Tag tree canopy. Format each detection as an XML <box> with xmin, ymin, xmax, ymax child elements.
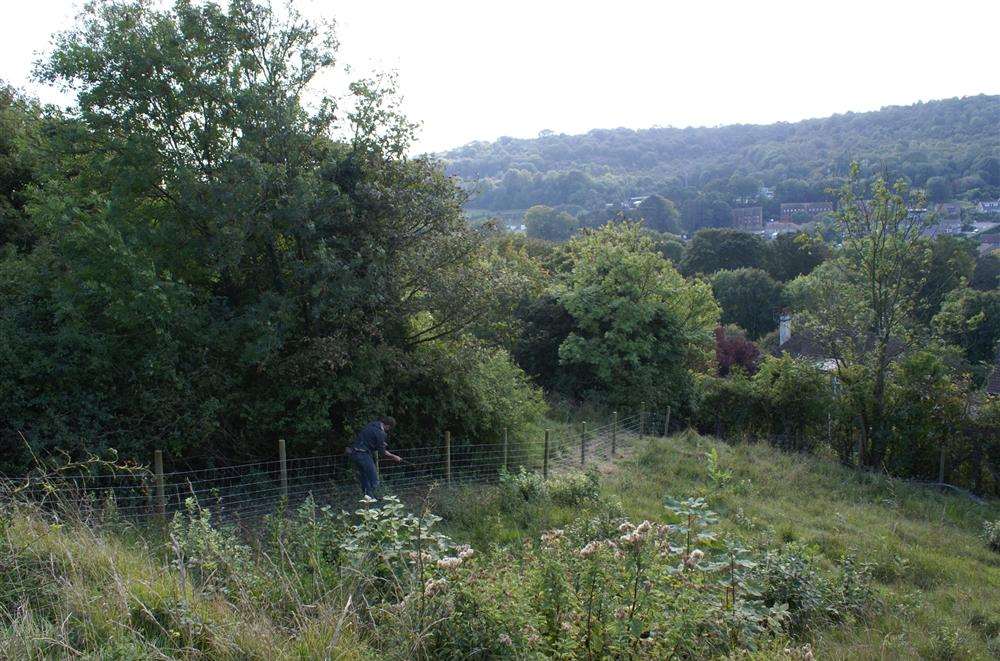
<box><xmin>0</xmin><ymin>0</ymin><xmax>539</xmax><ymax>470</ymax></box>
<box><xmin>441</xmin><ymin>96</ymin><xmax>1000</xmax><ymax>224</ymax></box>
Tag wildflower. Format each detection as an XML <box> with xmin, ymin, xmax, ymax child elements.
<box><xmin>424</xmin><ymin>578</ymin><xmax>448</xmax><ymax>596</ymax></box>
<box><xmin>619</xmin><ymin>531</ymin><xmax>643</xmax><ymax>547</ymax></box>
<box><xmin>684</xmin><ymin>549</ymin><xmax>704</xmax><ymax>569</ymax></box>
<box><xmin>635</xmin><ymin>520</ymin><xmax>652</xmax><ymax>534</ymax></box>
<box><xmin>458</xmin><ymin>546</ymin><xmax>475</xmax><ymax>560</ymax></box>
<box><xmin>615</xmin><ymin>607</ymin><xmax>629</xmax><ymax>620</ymax></box>
<box><xmin>618</xmin><ymin>521</ymin><xmax>635</xmax><ymax>533</ymax></box>
<box><xmin>579</xmin><ymin>541</ymin><xmax>601</xmax><ymax>558</ymax></box>
<box><xmin>541</xmin><ymin>529</ymin><xmax>565</xmax><ymax>546</ymax></box>
<box><xmin>498</xmin><ymin>633</ymin><xmax>513</xmax><ymax>646</ymax></box>
<box><xmin>437</xmin><ymin>556</ymin><xmax>463</xmax><ymax>570</ymax></box>
<box><xmin>561</xmin><ymin>621</ymin><xmax>573</xmax><ymax>632</ymax></box>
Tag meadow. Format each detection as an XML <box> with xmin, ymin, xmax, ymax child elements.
<box><xmin>2</xmin><ymin>430</ymin><xmax>997</xmax><ymax>659</ymax></box>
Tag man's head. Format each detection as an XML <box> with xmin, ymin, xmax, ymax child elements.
<box><xmin>379</xmin><ymin>416</ymin><xmax>397</xmax><ymax>431</ymax></box>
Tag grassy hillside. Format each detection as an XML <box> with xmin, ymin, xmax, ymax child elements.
<box><xmin>2</xmin><ymin>432</ymin><xmax>998</xmax><ymax>659</ymax></box>
<box><xmin>436</xmin><ymin>432</ymin><xmax>999</xmax><ymax>659</ymax></box>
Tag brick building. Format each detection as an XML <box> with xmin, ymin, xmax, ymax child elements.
<box><xmin>731</xmin><ymin>206</ymin><xmax>763</xmax><ymax>231</ymax></box>
<box><xmin>779</xmin><ymin>202</ymin><xmax>833</xmax><ymax>222</ymax></box>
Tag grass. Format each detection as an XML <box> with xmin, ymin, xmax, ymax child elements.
<box><xmin>2</xmin><ymin>429</ymin><xmax>998</xmax><ymax>658</ymax></box>
<box><xmin>436</xmin><ymin>430</ymin><xmax>1000</xmax><ymax>659</ymax></box>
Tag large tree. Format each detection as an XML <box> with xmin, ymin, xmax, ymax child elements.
<box><xmin>554</xmin><ymin>223</ymin><xmax>719</xmax><ymax>410</ymax></box>
<box><xmin>524</xmin><ymin>204</ymin><xmax>578</xmax><ymax>242</ymax></box>
<box><xmin>788</xmin><ymin>164</ymin><xmax>931</xmax><ymax>468</ymax></box>
<box><xmin>764</xmin><ymin>232</ymin><xmax>829</xmax><ymax>282</ymax></box>
<box><xmin>1</xmin><ymin>0</ymin><xmax>532</xmax><ymax>468</ymax></box>
<box><xmin>711</xmin><ymin>268</ymin><xmax>783</xmax><ymax>340</ymax></box>
<box><xmin>682</xmin><ymin>228</ymin><xmax>767</xmax><ymax>275</ymax></box>
<box><xmin>633</xmin><ymin>194</ymin><xmax>681</xmax><ymax>233</ymax></box>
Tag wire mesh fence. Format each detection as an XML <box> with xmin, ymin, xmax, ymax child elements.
<box><xmin>0</xmin><ymin>409</ymin><xmax>655</xmax><ymax>524</ymax></box>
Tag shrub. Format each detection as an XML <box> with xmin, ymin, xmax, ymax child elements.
<box><xmin>984</xmin><ymin>519</ymin><xmax>1000</xmax><ymax>553</ymax></box>
<box><xmin>752</xmin><ymin>546</ymin><xmax>828</xmax><ymax>633</ymax></box>
<box><xmin>548</xmin><ymin>469</ymin><xmax>600</xmax><ymax>506</ymax></box>
<box><xmin>751</xmin><ymin>355</ymin><xmax>832</xmax><ymax>451</ymax></box>
<box><xmin>498</xmin><ymin>466</ymin><xmax>548</xmax><ymax>506</ymax></box>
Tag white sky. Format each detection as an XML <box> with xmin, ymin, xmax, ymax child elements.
<box><xmin>2</xmin><ymin>0</ymin><xmax>998</xmax><ymax>154</ymax></box>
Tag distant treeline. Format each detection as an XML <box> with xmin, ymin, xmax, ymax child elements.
<box><xmin>440</xmin><ymin>95</ymin><xmax>1000</xmax><ymax>230</ymax></box>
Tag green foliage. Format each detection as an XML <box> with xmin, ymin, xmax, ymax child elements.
<box><xmin>0</xmin><ymin>84</ymin><xmax>42</xmax><ymax>252</ymax></box>
<box><xmin>914</xmin><ymin>235</ymin><xmax>977</xmax><ymax>323</ymax></box>
<box><xmin>548</xmin><ymin>469</ymin><xmax>601</xmax><ymax>506</ymax></box>
<box><xmin>497</xmin><ymin>467</ymin><xmax>601</xmax><ymax>510</ymax></box>
<box><xmin>751</xmin><ymin>546</ymin><xmax>877</xmax><ymax>635</ymax></box>
<box><xmin>933</xmin><ymin>286</ymin><xmax>1000</xmax><ymax>368</ymax></box>
<box><xmin>554</xmin><ymin>222</ymin><xmax>719</xmax><ymax>410</ymax></box>
<box><xmin>764</xmin><ymin>232</ymin><xmax>830</xmax><ymax>282</ymax></box>
<box><xmin>0</xmin><ymin>0</ymin><xmax>545</xmax><ymax>468</ymax></box>
<box><xmin>885</xmin><ymin>347</ymin><xmax>967</xmax><ymax>479</ymax></box>
<box><xmin>711</xmin><ymin>268</ymin><xmax>783</xmax><ymax>340</ymax></box>
<box><xmin>683</xmin><ymin>228</ymin><xmax>767</xmax><ymax>275</ymax></box>
<box><xmin>750</xmin><ymin>355</ymin><xmax>832</xmax><ymax>451</ymax></box>
<box><xmin>443</xmin><ymin>96</ymin><xmax>1000</xmax><ymax>213</ymax></box>
<box><xmin>984</xmin><ymin>519</ymin><xmax>1000</xmax><ymax>554</ymax></box>
<box><xmin>498</xmin><ymin>466</ymin><xmax>548</xmax><ymax>506</ymax></box>
<box><xmin>396</xmin><ymin>335</ymin><xmax>547</xmax><ymax>457</ymax></box>
<box><xmin>971</xmin><ymin>251</ymin><xmax>999</xmax><ymax>290</ymax></box>
<box><xmin>788</xmin><ymin>165</ymin><xmax>932</xmax><ymax>468</ymax></box>
<box><xmin>634</xmin><ymin>193</ymin><xmax>681</xmax><ymax>233</ymax></box>
<box><xmin>693</xmin><ymin>372</ymin><xmax>756</xmax><ymax>439</ymax></box>
<box><xmin>524</xmin><ymin>204</ymin><xmax>578</xmax><ymax>241</ymax></box>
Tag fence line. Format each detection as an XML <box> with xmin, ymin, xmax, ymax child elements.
<box><xmin>2</xmin><ymin>409</ymin><xmax>659</xmax><ymax>523</ymax></box>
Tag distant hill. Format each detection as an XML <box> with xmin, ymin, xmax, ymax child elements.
<box><xmin>438</xmin><ymin>95</ymin><xmax>1000</xmax><ymax>225</ymax></box>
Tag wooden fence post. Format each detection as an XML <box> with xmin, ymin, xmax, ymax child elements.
<box><xmin>278</xmin><ymin>438</ymin><xmax>288</xmax><ymax>500</ymax></box>
<box><xmin>154</xmin><ymin>450</ymin><xmax>165</xmax><ymax>519</ymax></box>
<box><xmin>445</xmin><ymin>431</ymin><xmax>452</xmax><ymax>485</ymax></box>
<box><xmin>580</xmin><ymin>421</ymin><xmax>587</xmax><ymax>467</ymax></box>
<box><xmin>664</xmin><ymin>406</ymin><xmax>671</xmax><ymax>437</ymax></box>
<box><xmin>611</xmin><ymin>411</ymin><xmax>618</xmax><ymax>456</ymax></box>
<box><xmin>543</xmin><ymin>429</ymin><xmax>549</xmax><ymax>480</ymax></box>
<box><xmin>640</xmin><ymin>401</ymin><xmax>646</xmax><ymax>436</ymax></box>
<box><xmin>503</xmin><ymin>427</ymin><xmax>509</xmax><ymax>472</ymax></box>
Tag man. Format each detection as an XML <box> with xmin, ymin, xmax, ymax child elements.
<box><xmin>347</xmin><ymin>416</ymin><xmax>403</xmax><ymax>498</ymax></box>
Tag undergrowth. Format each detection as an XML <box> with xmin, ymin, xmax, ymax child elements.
<box><xmin>2</xmin><ymin>429</ymin><xmax>997</xmax><ymax>659</ymax></box>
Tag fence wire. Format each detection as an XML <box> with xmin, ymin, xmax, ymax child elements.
<box><xmin>1</xmin><ymin>410</ymin><xmax>654</xmax><ymax>523</ymax></box>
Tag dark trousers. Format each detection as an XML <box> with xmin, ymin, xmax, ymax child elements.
<box><xmin>350</xmin><ymin>451</ymin><xmax>379</xmax><ymax>498</ymax></box>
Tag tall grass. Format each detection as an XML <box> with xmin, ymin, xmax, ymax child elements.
<box><xmin>1</xmin><ymin>430</ymin><xmax>997</xmax><ymax>659</ymax></box>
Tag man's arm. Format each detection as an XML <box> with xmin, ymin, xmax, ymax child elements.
<box><xmin>377</xmin><ymin>426</ymin><xmax>403</xmax><ymax>463</ymax></box>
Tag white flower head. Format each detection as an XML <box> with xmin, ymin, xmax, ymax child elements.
<box><xmin>424</xmin><ymin>578</ymin><xmax>448</xmax><ymax>596</ymax></box>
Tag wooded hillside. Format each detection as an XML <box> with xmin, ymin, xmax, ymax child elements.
<box><xmin>440</xmin><ymin>95</ymin><xmax>1000</xmax><ymax>217</ymax></box>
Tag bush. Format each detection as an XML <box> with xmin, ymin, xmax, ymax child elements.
<box><xmin>752</xmin><ymin>546</ymin><xmax>828</xmax><ymax>633</ymax></box>
<box><xmin>498</xmin><ymin>466</ymin><xmax>548</xmax><ymax>506</ymax></box>
<box><xmin>751</xmin><ymin>355</ymin><xmax>832</xmax><ymax>451</ymax></box>
<box><xmin>751</xmin><ymin>545</ymin><xmax>877</xmax><ymax>634</ymax></box>
<box><xmin>548</xmin><ymin>469</ymin><xmax>600</xmax><ymax>506</ymax></box>
<box><xmin>984</xmin><ymin>519</ymin><xmax>1000</xmax><ymax>553</ymax></box>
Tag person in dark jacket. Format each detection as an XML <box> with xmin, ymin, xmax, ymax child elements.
<box><xmin>347</xmin><ymin>416</ymin><xmax>402</xmax><ymax>498</ymax></box>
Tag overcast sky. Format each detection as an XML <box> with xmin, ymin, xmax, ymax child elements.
<box><xmin>3</xmin><ymin>0</ymin><xmax>998</xmax><ymax>154</ymax></box>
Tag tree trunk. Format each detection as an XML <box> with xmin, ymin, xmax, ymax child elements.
<box><xmin>866</xmin><ymin>342</ymin><xmax>891</xmax><ymax>468</ymax></box>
